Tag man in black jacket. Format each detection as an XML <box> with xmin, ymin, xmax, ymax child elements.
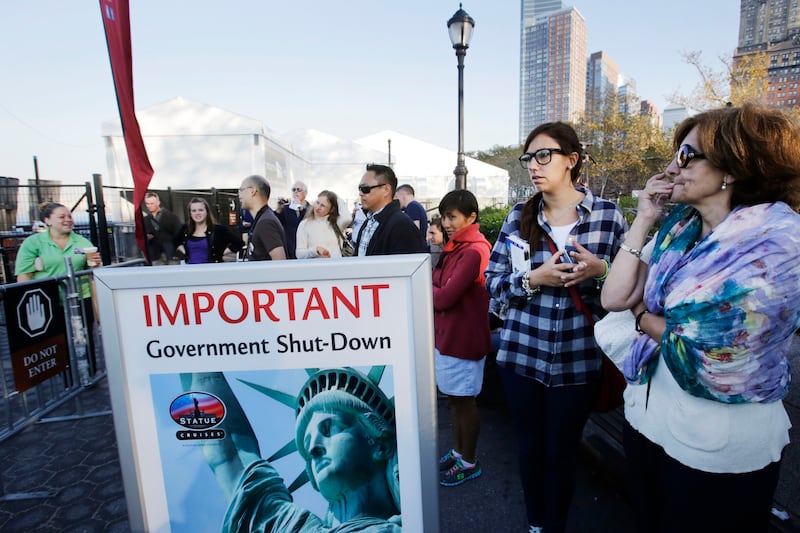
<box><xmin>143</xmin><ymin>191</ymin><xmax>182</xmax><ymax>265</ymax></box>
<box><xmin>354</xmin><ymin>164</ymin><xmax>426</xmax><ymax>256</ymax></box>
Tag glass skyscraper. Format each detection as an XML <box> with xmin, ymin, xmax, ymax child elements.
<box><xmin>519</xmin><ymin>1</ymin><xmax>587</xmax><ymax>141</ymax></box>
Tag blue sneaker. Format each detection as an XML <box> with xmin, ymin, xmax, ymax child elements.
<box><xmin>439</xmin><ymin>458</ymin><xmax>482</xmax><ymax>486</ymax></box>
<box><xmin>439</xmin><ymin>449</ymin><xmax>461</xmax><ymax>472</ymax></box>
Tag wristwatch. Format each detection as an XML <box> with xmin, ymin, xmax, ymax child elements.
<box><xmin>522</xmin><ymin>272</ymin><xmax>540</xmax><ymax>296</ymax></box>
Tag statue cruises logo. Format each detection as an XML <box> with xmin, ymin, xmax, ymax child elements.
<box><xmin>169</xmin><ymin>391</ymin><xmax>226</xmax><ymax>440</ymax></box>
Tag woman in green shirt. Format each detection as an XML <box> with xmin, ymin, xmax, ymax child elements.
<box><xmin>15</xmin><ymin>202</ymin><xmax>101</xmax><ymax>377</ymax></box>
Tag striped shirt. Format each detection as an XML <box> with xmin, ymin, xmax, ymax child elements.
<box><xmin>485</xmin><ymin>187</ymin><xmax>627</xmax><ymax>386</ymax></box>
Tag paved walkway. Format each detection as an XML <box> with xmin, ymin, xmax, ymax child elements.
<box><xmin>0</xmin><ymin>352</ymin><xmax>798</xmax><ymax>532</ymax></box>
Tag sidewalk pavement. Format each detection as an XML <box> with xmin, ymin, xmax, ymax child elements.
<box><xmin>0</xmin><ymin>347</ymin><xmax>798</xmax><ymax>532</ymax></box>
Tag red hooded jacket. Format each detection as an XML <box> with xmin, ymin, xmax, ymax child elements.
<box><xmin>432</xmin><ymin>223</ymin><xmax>492</xmax><ymax>360</ymax></box>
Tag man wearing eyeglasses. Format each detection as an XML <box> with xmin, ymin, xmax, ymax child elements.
<box><xmin>275</xmin><ymin>180</ymin><xmax>310</xmax><ymax>259</ymax></box>
<box><xmin>355</xmin><ymin>164</ymin><xmax>426</xmax><ymax>256</ymax></box>
<box><xmin>238</xmin><ymin>175</ymin><xmax>287</xmax><ymax>261</ymax></box>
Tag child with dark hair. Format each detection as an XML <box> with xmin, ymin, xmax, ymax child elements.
<box><xmin>433</xmin><ymin>189</ymin><xmax>492</xmax><ymax>486</ymax></box>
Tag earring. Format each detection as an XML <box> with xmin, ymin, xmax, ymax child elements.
<box><xmin>721</xmin><ymin>176</ymin><xmax>728</xmax><ymax>190</ymax></box>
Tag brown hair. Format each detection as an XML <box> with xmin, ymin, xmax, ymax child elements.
<box><xmin>307</xmin><ymin>190</ymin><xmax>342</xmax><ymax>230</ymax></box>
<box><xmin>674</xmin><ymin>102</ymin><xmax>800</xmax><ymax>211</ymax></box>
<box><xmin>186</xmin><ymin>198</ymin><xmax>216</xmax><ymax>234</ymax></box>
<box><xmin>519</xmin><ymin>122</ymin><xmax>584</xmax><ymax>247</ymax></box>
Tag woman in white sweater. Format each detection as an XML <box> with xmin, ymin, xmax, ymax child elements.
<box><xmin>295</xmin><ymin>190</ymin><xmax>346</xmax><ymax>259</ymax></box>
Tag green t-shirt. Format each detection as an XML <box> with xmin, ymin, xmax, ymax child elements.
<box><xmin>14</xmin><ymin>231</ymin><xmax>95</xmax><ymax>298</ymax></box>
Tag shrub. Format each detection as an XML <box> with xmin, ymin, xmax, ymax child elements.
<box><xmin>479</xmin><ymin>205</ymin><xmax>511</xmax><ymax>246</ymax></box>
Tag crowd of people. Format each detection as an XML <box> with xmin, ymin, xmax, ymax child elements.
<box><xmin>13</xmin><ymin>101</ymin><xmax>800</xmax><ymax>533</ymax></box>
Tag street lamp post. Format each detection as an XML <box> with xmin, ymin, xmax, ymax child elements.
<box><xmin>447</xmin><ymin>4</ymin><xmax>474</xmax><ymax>190</ymax></box>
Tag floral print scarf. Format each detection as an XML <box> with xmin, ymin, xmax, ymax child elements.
<box><xmin>625</xmin><ymin>202</ymin><xmax>800</xmax><ymax>404</ymax></box>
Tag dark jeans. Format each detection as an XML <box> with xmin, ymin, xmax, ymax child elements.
<box><xmin>499</xmin><ymin>366</ymin><xmax>595</xmax><ymax>532</ymax></box>
<box><xmin>623</xmin><ymin>420</ymin><xmax>781</xmax><ymax>533</ymax></box>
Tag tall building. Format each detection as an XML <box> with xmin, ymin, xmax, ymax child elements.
<box><xmin>640</xmin><ymin>99</ymin><xmax>662</xmax><ymax>129</ymax></box>
<box><xmin>617</xmin><ymin>78</ymin><xmax>638</xmax><ymax>116</ymax></box>
<box><xmin>519</xmin><ymin>3</ymin><xmax>587</xmax><ymax>141</ymax></box>
<box><xmin>735</xmin><ymin>0</ymin><xmax>800</xmax><ymax>109</ymax></box>
<box><xmin>586</xmin><ymin>51</ymin><xmax>621</xmax><ymax>117</ymax></box>
<box><xmin>521</xmin><ymin>0</ymin><xmax>564</xmax><ymax>21</ymax></box>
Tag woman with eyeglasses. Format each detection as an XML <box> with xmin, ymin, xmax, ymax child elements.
<box><xmin>484</xmin><ymin>122</ymin><xmax>627</xmax><ymax>533</ymax></box>
<box><xmin>176</xmin><ymin>198</ymin><xmax>244</xmax><ymax>264</ymax></box>
<box><xmin>295</xmin><ymin>190</ymin><xmax>346</xmax><ymax>259</ymax></box>
<box><xmin>600</xmin><ymin>103</ymin><xmax>800</xmax><ymax>532</ymax></box>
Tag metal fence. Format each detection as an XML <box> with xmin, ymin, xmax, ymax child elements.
<box><xmin>0</xmin><ymin>259</ymin><xmax>145</xmax><ymax>445</ymax></box>
<box><xmin>0</xmin><ymin>180</ymin><xmax>244</xmax><ymax>283</ymax></box>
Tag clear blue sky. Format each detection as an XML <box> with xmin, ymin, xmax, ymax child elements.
<box><xmin>0</xmin><ymin>1</ymin><xmax>740</xmax><ymax>184</ymax></box>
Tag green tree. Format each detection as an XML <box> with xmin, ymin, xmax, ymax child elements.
<box><xmin>576</xmin><ymin>89</ymin><xmax>672</xmax><ymax>199</ymax></box>
<box><xmin>469</xmin><ymin>144</ymin><xmax>534</xmax><ymax>204</ymax></box>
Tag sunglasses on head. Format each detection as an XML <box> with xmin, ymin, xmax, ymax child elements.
<box><xmin>358</xmin><ymin>183</ymin><xmax>385</xmax><ymax>194</ymax></box>
<box><xmin>675</xmin><ymin>144</ymin><xmax>705</xmax><ymax>169</ymax></box>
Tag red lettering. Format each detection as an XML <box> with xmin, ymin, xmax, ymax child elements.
<box><xmin>332</xmin><ymin>286</ymin><xmax>359</xmax><ymax>318</ymax></box>
<box><xmin>156</xmin><ymin>294</ymin><xmax>189</xmax><ymax>326</ymax></box>
<box><xmin>302</xmin><ymin>287</ymin><xmax>330</xmax><ymax>320</ymax></box>
<box><xmin>252</xmin><ymin>289</ymin><xmax>279</xmax><ymax>322</ymax></box>
<box><xmin>193</xmin><ymin>292</ymin><xmax>214</xmax><ymax>324</ymax></box>
<box><xmin>218</xmin><ymin>291</ymin><xmax>248</xmax><ymax>323</ymax></box>
<box><xmin>361</xmin><ymin>284</ymin><xmax>389</xmax><ymax>317</ymax></box>
<box><xmin>142</xmin><ymin>284</ymin><xmax>389</xmax><ymax>326</ymax></box>
<box><xmin>276</xmin><ymin>288</ymin><xmax>304</xmax><ymax>320</ymax></box>
<box><xmin>143</xmin><ymin>295</ymin><xmax>152</xmax><ymax>326</ymax></box>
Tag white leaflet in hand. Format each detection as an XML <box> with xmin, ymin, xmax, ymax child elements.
<box><xmin>506</xmin><ymin>234</ymin><xmax>530</xmax><ymax>273</ymax></box>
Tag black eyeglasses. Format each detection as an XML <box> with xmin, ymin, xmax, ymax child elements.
<box><xmin>675</xmin><ymin>144</ymin><xmax>705</xmax><ymax>169</ymax></box>
<box><xmin>358</xmin><ymin>183</ymin><xmax>385</xmax><ymax>194</ymax></box>
<box><xmin>291</xmin><ymin>187</ymin><xmax>305</xmax><ymax>192</ymax></box>
<box><xmin>518</xmin><ymin>148</ymin><xmax>566</xmax><ymax>169</ymax></box>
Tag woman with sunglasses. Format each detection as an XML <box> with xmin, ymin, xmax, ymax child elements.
<box><xmin>295</xmin><ymin>190</ymin><xmax>347</xmax><ymax>259</ymax></box>
<box><xmin>601</xmin><ymin>103</ymin><xmax>800</xmax><ymax>532</ymax></box>
<box><xmin>176</xmin><ymin>198</ymin><xmax>244</xmax><ymax>264</ymax></box>
<box><xmin>484</xmin><ymin>122</ymin><xmax>627</xmax><ymax>533</ymax></box>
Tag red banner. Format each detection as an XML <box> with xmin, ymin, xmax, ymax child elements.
<box><xmin>99</xmin><ymin>0</ymin><xmax>153</xmax><ymax>258</ymax></box>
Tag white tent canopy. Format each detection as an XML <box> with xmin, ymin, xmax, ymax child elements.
<box><xmin>102</xmin><ymin>97</ymin><xmax>509</xmax><ymax>219</ymax></box>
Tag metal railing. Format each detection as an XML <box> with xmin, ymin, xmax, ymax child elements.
<box><xmin>0</xmin><ymin>258</ymin><xmax>145</xmax><ymax>444</ymax></box>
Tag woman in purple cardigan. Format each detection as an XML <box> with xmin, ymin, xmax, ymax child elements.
<box><xmin>432</xmin><ymin>189</ymin><xmax>492</xmax><ymax>487</ymax></box>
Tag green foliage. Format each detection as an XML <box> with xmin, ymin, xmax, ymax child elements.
<box><xmin>616</xmin><ymin>195</ymin><xmax>638</xmax><ymax>226</ymax></box>
<box><xmin>478</xmin><ymin>205</ymin><xmax>511</xmax><ymax>246</ymax></box>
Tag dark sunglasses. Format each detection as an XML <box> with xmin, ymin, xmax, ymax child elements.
<box><xmin>518</xmin><ymin>148</ymin><xmax>565</xmax><ymax>169</ymax></box>
<box><xmin>358</xmin><ymin>183</ymin><xmax>385</xmax><ymax>194</ymax></box>
<box><xmin>675</xmin><ymin>144</ymin><xmax>705</xmax><ymax>169</ymax></box>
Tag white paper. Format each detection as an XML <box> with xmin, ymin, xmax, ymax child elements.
<box><xmin>506</xmin><ymin>234</ymin><xmax>530</xmax><ymax>273</ymax></box>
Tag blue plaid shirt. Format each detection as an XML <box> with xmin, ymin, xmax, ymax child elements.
<box><xmin>485</xmin><ymin>188</ymin><xmax>627</xmax><ymax>386</ymax></box>
<box><xmin>357</xmin><ymin>207</ymin><xmax>383</xmax><ymax>256</ymax></box>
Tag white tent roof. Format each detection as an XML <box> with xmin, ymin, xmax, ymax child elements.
<box><xmin>357</xmin><ymin>130</ymin><xmax>506</xmax><ymax>179</ymax></box>
<box><xmin>101</xmin><ymin>96</ymin><xmax>273</xmax><ymax>137</ymax></box>
<box><xmin>102</xmin><ymin>97</ymin><xmax>509</xmax><ymax>211</ymax></box>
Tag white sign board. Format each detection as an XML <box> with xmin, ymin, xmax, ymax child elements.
<box><xmin>93</xmin><ymin>255</ymin><xmax>437</xmax><ymax>532</ymax></box>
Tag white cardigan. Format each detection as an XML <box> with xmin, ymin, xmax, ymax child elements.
<box><xmin>295</xmin><ymin>217</ymin><xmax>342</xmax><ymax>259</ymax></box>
